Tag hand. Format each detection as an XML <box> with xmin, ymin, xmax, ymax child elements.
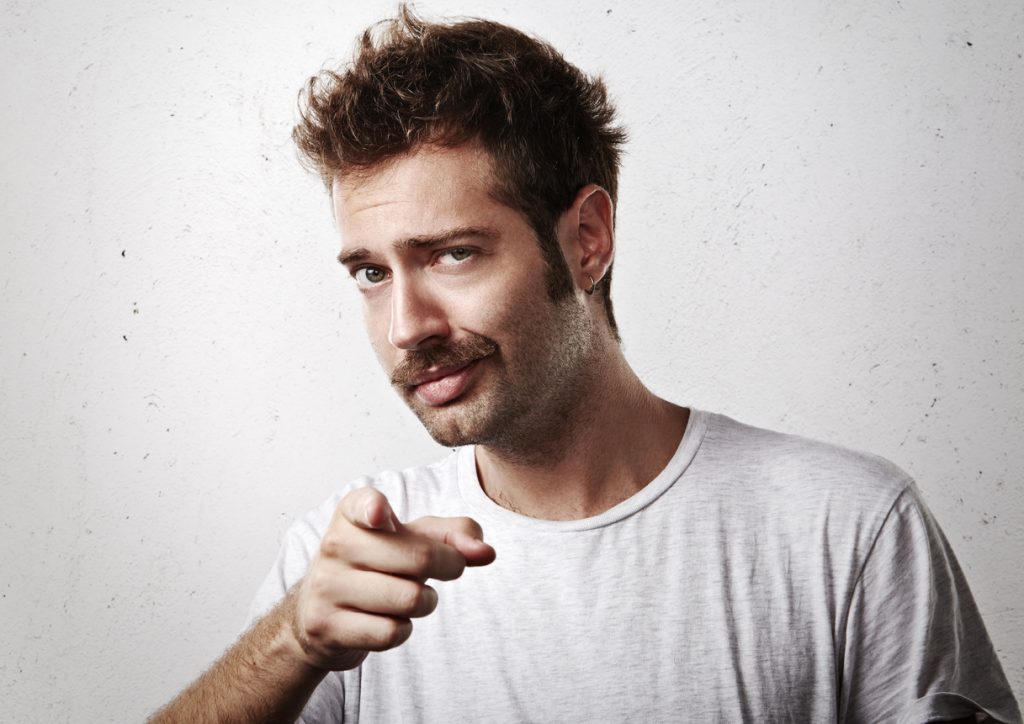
<box><xmin>289</xmin><ymin>487</ymin><xmax>496</xmax><ymax>671</ymax></box>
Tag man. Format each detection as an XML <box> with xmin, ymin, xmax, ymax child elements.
<box><xmin>153</xmin><ymin>7</ymin><xmax>1020</xmax><ymax>723</ymax></box>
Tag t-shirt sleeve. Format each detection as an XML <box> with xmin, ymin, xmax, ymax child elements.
<box><xmin>244</xmin><ymin>517</ymin><xmax>320</xmax><ymax>628</ymax></box>
<box><xmin>244</xmin><ymin>502</ymin><xmax>351</xmax><ymax>724</ymax></box>
<box><xmin>839</xmin><ymin>484</ymin><xmax>1021</xmax><ymax>723</ymax></box>
<box><xmin>244</xmin><ymin>487</ymin><xmax>355</xmax><ymax>627</ymax></box>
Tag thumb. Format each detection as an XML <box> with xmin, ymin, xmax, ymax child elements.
<box><xmin>405</xmin><ymin>516</ymin><xmax>497</xmax><ymax>567</ymax></box>
<box><xmin>347</xmin><ymin>487</ymin><xmax>401</xmax><ymax>533</ymax></box>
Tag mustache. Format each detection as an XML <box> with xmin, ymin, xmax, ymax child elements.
<box><xmin>390</xmin><ymin>334</ymin><xmax>498</xmax><ymax>387</ymax></box>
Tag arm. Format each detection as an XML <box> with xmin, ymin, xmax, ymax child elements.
<box><xmin>150</xmin><ymin>488</ymin><xmax>496</xmax><ymax>723</ymax></box>
<box><xmin>149</xmin><ymin>591</ymin><xmax>326</xmax><ymax>723</ymax></box>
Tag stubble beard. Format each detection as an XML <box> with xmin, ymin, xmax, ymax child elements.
<box><xmin>396</xmin><ymin>294</ymin><xmax>596</xmax><ymax>457</ymax></box>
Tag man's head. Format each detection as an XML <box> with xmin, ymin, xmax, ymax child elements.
<box><xmin>332</xmin><ymin>143</ymin><xmax>608</xmax><ymax>452</ymax></box>
<box><xmin>293</xmin><ymin>5</ymin><xmax>626</xmax><ymax>335</ymax></box>
<box><xmin>293</xmin><ymin>7</ymin><xmax>627</xmax><ymax>453</ymax></box>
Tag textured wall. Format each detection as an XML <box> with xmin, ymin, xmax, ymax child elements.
<box><xmin>1</xmin><ymin>0</ymin><xmax>1021</xmax><ymax>720</ymax></box>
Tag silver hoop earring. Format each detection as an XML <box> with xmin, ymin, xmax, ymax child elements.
<box><xmin>585</xmin><ymin>274</ymin><xmax>597</xmax><ymax>295</ymax></box>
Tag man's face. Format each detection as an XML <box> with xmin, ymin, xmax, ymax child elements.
<box><xmin>333</xmin><ymin>143</ymin><xmax>595</xmax><ymax>450</ymax></box>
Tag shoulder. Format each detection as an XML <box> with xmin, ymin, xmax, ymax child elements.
<box><xmin>698</xmin><ymin>410</ymin><xmax>914</xmax><ymax>508</ymax></box>
<box><xmin>687</xmin><ymin>410</ymin><xmax>920</xmax><ymax>560</ymax></box>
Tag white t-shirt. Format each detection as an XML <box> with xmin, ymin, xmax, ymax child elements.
<box><xmin>248</xmin><ymin>409</ymin><xmax>1021</xmax><ymax>723</ymax></box>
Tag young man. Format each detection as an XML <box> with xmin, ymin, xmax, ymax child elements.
<box><xmin>153</xmin><ymin>8</ymin><xmax>1020</xmax><ymax>723</ymax></box>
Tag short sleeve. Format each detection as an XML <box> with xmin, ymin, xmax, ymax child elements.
<box><xmin>839</xmin><ymin>484</ymin><xmax>1021</xmax><ymax>723</ymax></box>
<box><xmin>244</xmin><ymin>518</ymin><xmax>319</xmax><ymax>628</ymax></box>
<box><xmin>244</xmin><ymin>486</ymin><xmax>359</xmax><ymax>628</ymax></box>
<box><xmin>243</xmin><ymin>507</ymin><xmax>352</xmax><ymax>724</ymax></box>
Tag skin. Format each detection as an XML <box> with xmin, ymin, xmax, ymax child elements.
<box><xmin>150</xmin><ymin>141</ymin><xmax>687</xmax><ymax>721</ymax></box>
<box><xmin>150</xmin><ymin>488</ymin><xmax>494</xmax><ymax>722</ymax></box>
<box><xmin>335</xmin><ymin>142</ymin><xmax>689</xmax><ymax>519</ymax></box>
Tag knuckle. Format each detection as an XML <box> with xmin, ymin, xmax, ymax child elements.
<box><xmin>410</xmin><ymin>543</ymin><xmax>435</xmax><ymax>575</ymax></box>
<box><xmin>308</xmin><ymin>570</ymin><xmax>331</xmax><ymax>598</ymax></box>
<box><xmin>296</xmin><ymin>606</ymin><xmax>367</xmax><ymax>669</ymax></box>
<box><xmin>376</xmin><ymin>618</ymin><xmax>411</xmax><ymax>649</ymax></box>
<box><xmin>454</xmin><ymin>516</ymin><xmax>483</xmax><ymax>538</ymax></box>
<box><xmin>390</xmin><ymin>582</ymin><xmax>422</xmax><ymax>615</ymax></box>
<box><xmin>431</xmin><ymin>550</ymin><xmax>464</xmax><ymax>581</ymax></box>
<box><xmin>447</xmin><ymin>558</ymin><xmax>468</xmax><ymax>581</ymax></box>
<box><xmin>301</xmin><ymin>609</ymin><xmax>330</xmax><ymax>643</ymax></box>
<box><xmin>319</xmin><ymin>533</ymin><xmax>340</xmax><ymax>558</ymax></box>
<box><xmin>320</xmin><ymin>532</ymin><xmax>352</xmax><ymax>561</ymax></box>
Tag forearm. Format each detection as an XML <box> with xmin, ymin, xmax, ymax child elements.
<box><xmin>150</xmin><ymin>591</ymin><xmax>327</xmax><ymax>724</ymax></box>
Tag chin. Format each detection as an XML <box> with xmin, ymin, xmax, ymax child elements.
<box><xmin>425</xmin><ymin>429</ymin><xmax>474</xmax><ymax>448</ymax></box>
<box><xmin>420</xmin><ymin>417</ymin><xmax>481</xmax><ymax>448</ymax></box>
<box><xmin>411</xmin><ymin>399</ymin><xmax>497</xmax><ymax>449</ymax></box>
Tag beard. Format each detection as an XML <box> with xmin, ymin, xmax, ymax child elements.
<box><xmin>390</xmin><ymin>292</ymin><xmax>595</xmax><ymax>456</ymax></box>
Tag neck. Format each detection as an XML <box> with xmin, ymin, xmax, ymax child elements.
<box><xmin>475</xmin><ymin>341</ymin><xmax>689</xmax><ymax>521</ymax></box>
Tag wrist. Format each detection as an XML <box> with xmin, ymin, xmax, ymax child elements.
<box><xmin>280</xmin><ymin>586</ymin><xmax>367</xmax><ymax>672</ymax></box>
<box><xmin>274</xmin><ymin>588</ymin><xmax>324</xmax><ymax>671</ymax></box>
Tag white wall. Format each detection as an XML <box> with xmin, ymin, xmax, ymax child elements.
<box><xmin>1</xmin><ymin>0</ymin><xmax>1020</xmax><ymax>720</ymax></box>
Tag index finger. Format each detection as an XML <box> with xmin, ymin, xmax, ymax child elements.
<box><xmin>405</xmin><ymin>516</ymin><xmax>496</xmax><ymax>567</ymax></box>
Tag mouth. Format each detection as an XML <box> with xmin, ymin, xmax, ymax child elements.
<box><xmin>408</xmin><ymin>359</ymin><xmax>483</xmax><ymax>407</ymax></box>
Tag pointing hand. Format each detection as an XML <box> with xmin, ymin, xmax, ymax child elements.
<box><xmin>290</xmin><ymin>487</ymin><xmax>496</xmax><ymax>671</ymax></box>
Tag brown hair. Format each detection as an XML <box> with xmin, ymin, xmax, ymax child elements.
<box><xmin>293</xmin><ymin>5</ymin><xmax>627</xmax><ymax>335</ymax></box>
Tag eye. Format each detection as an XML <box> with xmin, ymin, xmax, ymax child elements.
<box><xmin>437</xmin><ymin>247</ymin><xmax>474</xmax><ymax>265</ymax></box>
<box><xmin>352</xmin><ymin>266</ymin><xmax>388</xmax><ymax>288</ymax></box>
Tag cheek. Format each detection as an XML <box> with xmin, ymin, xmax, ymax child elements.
<box><xmin>465</xmin><ymin>256</ymin><xmax>549</xmax><ymax>327</ymax></box>
<box><xmin>445</xmin><ymin>285</ymin><xmax>519</xmax><ymax>341</ymax></box>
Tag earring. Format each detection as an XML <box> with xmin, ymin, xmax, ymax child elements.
<box><xmin>585</xmin><ymin>274</ymin><xmax>598</xmax><ymax>295</ymax></box>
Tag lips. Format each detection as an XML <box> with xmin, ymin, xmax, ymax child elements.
<box><xmin>410</xmin><ymin>359</ymin><xmax>481</xmax><ymax>406</ymax></box>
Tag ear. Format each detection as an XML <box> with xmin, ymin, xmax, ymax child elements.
<box><xmin>558</xmin><ymin>184</ymin><xmax>615</xmax><ymax>295</ymax></box>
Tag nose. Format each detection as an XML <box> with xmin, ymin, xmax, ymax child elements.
<box><xmin>388</xmin><ymin>275</ymin><xmax>450</xmax><ymax>350</ymax></box>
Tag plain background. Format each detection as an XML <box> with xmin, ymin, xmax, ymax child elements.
<box><xmin>1</xmin><ymin>0</ymin><xmax>1021</xmax><ymax>720</ymax></box>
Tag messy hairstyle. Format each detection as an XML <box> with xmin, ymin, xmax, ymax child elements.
<box><xmin>293</xmin><ymin>5</ymin><xmax>627</xmax><ymax>336</ymax></box>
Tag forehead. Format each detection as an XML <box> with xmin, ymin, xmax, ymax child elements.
<box><xmin>332</xmin><ymin>143</ymin><xmax>510</xmax><ymax>247</ymax></box>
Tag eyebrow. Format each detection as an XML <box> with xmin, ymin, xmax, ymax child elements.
<box><xmin>336</xmin><ymin>225</ymin><xmax>501</xmax><ymax>267</ymax></box>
